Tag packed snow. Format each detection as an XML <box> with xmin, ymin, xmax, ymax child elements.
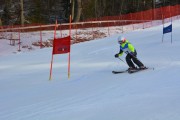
<box><xmin>0</xmin><ymin>19</ymin><xmax>180</xmax><ymax>120</ymax></box>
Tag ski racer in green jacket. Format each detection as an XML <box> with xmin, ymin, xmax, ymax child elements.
<box><xmin>115</xmin><ymin>36</ymin><xmax>146</xmax><ymax>70</ymax></box>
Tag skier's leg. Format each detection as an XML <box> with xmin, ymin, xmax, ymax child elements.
<box><xmin>131</xmin><ymin>50</ymin><xmax>144</xmax><ymax>68</ymax></box>
<box><xmin>132</xmin><ymin>57</ymin><xmax>144</xmax><ymax>68</ymax></box>
<box><xmin>126</xmin><ymin>54</ymin><xmax>136</xmax><ymax>68</ymax></box>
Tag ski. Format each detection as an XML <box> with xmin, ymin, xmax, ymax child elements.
<box><xmin>128</xmin><ymin>67</ymin><xmax>154</xmax><ymax>74</ymax></box>
<box><xmin>112</xmin><ymin>67</ymin><xmax>154</xmax><ymax>74</ymax></box>
<box><xmin>112</xmin><ymin>70</ymin><xmax>128</xmax><ymax>74</ymax></box>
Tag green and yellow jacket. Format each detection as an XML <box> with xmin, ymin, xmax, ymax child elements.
<box><xmin>117</xmin><ymin>40</ymin><xmax>135</xmax><ymax>56</ymax></box>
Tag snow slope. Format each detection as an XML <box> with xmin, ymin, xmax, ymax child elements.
<box><xmin>0</xmin><ymin>20</ymin><xmax>180</xmax><ymax>120</ymax></box>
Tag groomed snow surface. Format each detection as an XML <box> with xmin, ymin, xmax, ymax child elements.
<box><xmin>0</xmin><ymin>20</ymin><xmax>180</xmax><ymax>120</ymax></box>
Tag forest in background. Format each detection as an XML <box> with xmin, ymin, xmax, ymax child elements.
<box><xmin>0</xmin><ymin>0</ymin><xmax>179</xmax><ymax>26</ymax></box>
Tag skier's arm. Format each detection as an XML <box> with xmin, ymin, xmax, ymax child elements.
<box><xmin>128</xmin><ymin>44</ymin><xmax>135</xmax><ymax>52</ymax></box>
<box><xmin>128</xmin><ymin>44</ymin><xmax>137</xmax><ymax>57</ymax></box>
<box><xmin>118</xmin><ymin>49</ymin><xmax>123</xmax><ymax>56</ymax></box>
<box><xmin>115</xmin><ymin>49</ymin><xmax>123</xmax><ymax>58</ymax></box>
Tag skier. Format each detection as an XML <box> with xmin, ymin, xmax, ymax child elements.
<box><xmin>114</xmin><ymin>36</ymin><xmax>146</xmax><ymax>71</ymax></box>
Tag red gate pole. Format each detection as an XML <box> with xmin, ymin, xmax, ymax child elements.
<box><xmin>18</xmin><ymin>27</ymin><xmax>21</xmax><ymax>51</ymax></box>
<box><xmin>40</xmin><ymin>24</ymin><xmax>42</xmax><ymax>49</ymax></box>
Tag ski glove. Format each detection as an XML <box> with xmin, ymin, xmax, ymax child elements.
<box><xmin>115</xmin><ymin>54</ymin><xmax>119</xmax><ymax>58</ymax></box>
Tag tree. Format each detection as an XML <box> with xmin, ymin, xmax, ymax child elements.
<box><xmin>0</xmin><ymin>18</ymin><xmax>2</xmax><ymax>26</ymax></box>
<box><xmin>2</xmin><ymin>2</ymin><xmax>11</xmax><ymax>25</ymax></box>
<box><xmin>72</xmin><ymin>0</ymin><xmax>82</xmax><ymax>22</ymax></box>
<box><xmin>20</xmin><ymin>0</ymin><xmax>24</xmax><ymax>25</ymax></box>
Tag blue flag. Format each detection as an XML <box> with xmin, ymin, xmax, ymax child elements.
<box><xmin>163</xmin><ymin>24</ymin><xmax>172</xmax><ymax>34</ymax></box>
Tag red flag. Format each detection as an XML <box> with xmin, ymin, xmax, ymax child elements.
<box><xmin>53</xmin><ymin>36</ymin><xmax>70</xmax><ymax>54</ymax></box>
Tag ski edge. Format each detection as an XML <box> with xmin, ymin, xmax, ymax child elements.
<box><xmin>128</xmin><ymin>67</ymin><xmax>154</xmax><ymax>74</ymax></box>
<box><xmin>112</xmin><ymin>67</ymin><xmax>154</xmax><ymax>74</ymax></box>
<box><xmin>112</xmin><ymin>70</ymin><xmax>128</xmax><ymax>74</ymax></box>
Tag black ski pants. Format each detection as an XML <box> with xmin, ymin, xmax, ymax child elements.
<box><xmin>126</xmin><ymin>50</ymin><xmax>144</xmax><ymax>68</ymax></box>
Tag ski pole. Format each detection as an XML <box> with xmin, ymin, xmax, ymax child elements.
<box><xmin>117</xmin><ymin>57</ymin><xmax>129</xmax><ymax>67</ymax></box>
<box><xmin>117</xmin><ymin>57</ymin><xmax>126</xmax><ymax>64</ymax></box>
<box><xmin>124</xmin><ymin>50</ymin><xmax>143</xmax><ymax>64</ymax></box>
<box><xmin>129</xmin><ymin>52</ymin><xmax>143</xmax><ymax>63</ymax></box>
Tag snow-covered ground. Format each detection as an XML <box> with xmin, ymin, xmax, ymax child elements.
<box><xmin>0</xmin><ymin>19</ymin><xmax>180</xmax><ymax>120</ymax></box>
